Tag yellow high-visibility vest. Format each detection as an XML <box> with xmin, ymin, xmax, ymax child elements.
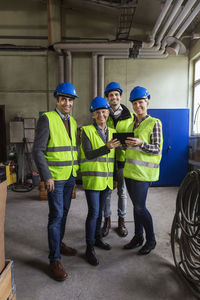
<box><xmin>124</xmin><ymin>116</ymin><xmax>163</xmax><ymax>182</ymax></box>
<box><xmin>80</xmin><ymin>125</ymin><xmax>116</xmax><ymax>190</ymax></box>
<box><xmin>44</xmin><ymin>111</ymin><xmax>79</xmax><ymax>180</ymax></box>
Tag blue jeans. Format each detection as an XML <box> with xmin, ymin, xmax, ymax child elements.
<box><xmin>85</xmin><ymin>188</ymin><xmax>110</xmax><ymax>245</ymax></box>
<box><xmin>104</xmin><ymin>167</ymin><xmax>127</xmax><ymax>218</ymax></box>
<box><xmin>125</xmin><ymin>178</ymin><xmax>155</xmax><ymax>242</ymax></box>
<box><xmin>48</xmin><ymin>175</ymin><xmax>75</xmax><ymax>261</ymax></box>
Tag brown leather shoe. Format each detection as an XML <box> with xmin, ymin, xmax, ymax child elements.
<box><xmin>60</xmin><ymin>242</ymin><xmax>77</xmax><ymax>256</ymax></box>
<box><xmin>117</xmin><ymin>216</ymin><xmax>128</xmax><ymax>237</ymax></box>
<box><xmin>101</xmin><ymin>217</ymin><xmax>111</xmax><ymax>237</ymax></box>
<box><xmin>50</xmin><ymin>260</ymin><xmax>68</xmax><ymax>281</ymax></box>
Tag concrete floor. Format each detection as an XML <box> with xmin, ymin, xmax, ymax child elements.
<box><xmin>4</xmin><ymin>185</ymin><xmax>197</xmax><ymax>300</ymax></box>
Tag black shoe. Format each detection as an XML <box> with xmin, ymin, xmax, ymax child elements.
<box><xmin>123</xmin><ymin>235</ymin><xmax>144</xmax><ymax>249</ymax></box>
<box><xmin>85</xmin><ymin>245</ymin><xmax>99</xmax><ymax>266</ymax></box>
<box><xmin>95</xmin><ymin>238</ymin><xmax>111</xmax><ymax>250</ymax></box>
<box><xmin>138</xmin><ymin>240</ymin><xmax>156</xmax><ymax>255</ymax></box>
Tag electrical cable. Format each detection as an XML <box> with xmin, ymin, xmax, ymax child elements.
<box><xmin>171</xmin><ymin>170</ymin><xmax>200</xmax><ymax>299</ymax></box>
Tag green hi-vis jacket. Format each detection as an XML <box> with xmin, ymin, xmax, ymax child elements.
<box><xmin>43</xmin><ymin>111</ymin><xmax>79</xmax><ymax>180</ymax></box>
<box><xmin>106</xmin><ymin>112</ymin><xmax>133</xmax><ymax>163</ymax></box>
<box><xmin>124</xmin><ymin>116</ymin><xmax>163</xmax><ymax>182</ymax></box>
<box><xmin>80</xmin><ymin>125</ymin><xmax>116</xmax><ymax>190</ymax></box>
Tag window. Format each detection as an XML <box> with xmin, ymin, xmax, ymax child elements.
<box><xmin>193</xmin><ymin>58</ymin><xmax>200</xmax><ymax>134</ymax></box>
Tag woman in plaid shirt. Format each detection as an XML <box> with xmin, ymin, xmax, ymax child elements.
<box><xmin>123</xmin><ymin>86</ymin><xmax>163</xmax><ymax>255</ymax></box>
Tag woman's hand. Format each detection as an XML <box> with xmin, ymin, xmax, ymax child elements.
<box><xmin>107</xmin><ymin>138</ymin><xmax>121</xmax><ymax>149</ymax></box>
<box><xmin>125</xmin><ymin>137</ymin><xmax>143</xmax><ymax>147</ymax></box>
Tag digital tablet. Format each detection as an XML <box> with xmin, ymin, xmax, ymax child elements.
<box><xmin>113</xmin><ymin>132</ymin><xmax>134</xmax><ymax>144</ymax></box>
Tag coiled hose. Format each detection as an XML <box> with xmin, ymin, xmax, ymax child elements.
<box><xmin>171</xmin><ymin>170</ymin><xmax>200</xmax><ymax>298</ymax></box>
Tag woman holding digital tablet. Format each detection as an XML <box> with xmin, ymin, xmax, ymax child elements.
<box><xmin>123</xmin><ymin>86</ymin><xmax>163</xmax><ymax>255</ymax></box>
<box><xmin>80</xmin><ymin>96</ymin><xmax>120</xmax><ymax>266</ymax></box>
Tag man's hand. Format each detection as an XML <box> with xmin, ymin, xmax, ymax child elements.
<box><xmin>107</xmin><ymin>138</ymin><xmax>121</xmax><ymax>149</ymax></box>
<box><xmin>45</xmin><ymin>178</ymin><xmax>54</xmax><ymax>192</ymax></box>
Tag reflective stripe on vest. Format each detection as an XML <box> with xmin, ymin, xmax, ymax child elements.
<box><xmin>125</xmin><ymin>158</ymin><xmax>159</xmax><ymax>169</ymax></box>
<box><xmin>80</xmin><ymin>124</ymin><xmax>116</xmax><ymax>190</ymax></box>
<box><xmin>124</xmin><ymin>116</ymin><xmax>163</xmax><ymax>182</ymax></box>
<box><xmin>81</xmin><ymin>171</ymin><xmax>113</xmax><ymax>177</ymax></box>
<box><xmin>44</xmin><ymin>111</ymin><xmax>79</xmax><ymax>180</ymax></box>
<box><xmin>47</xmin><ymin>160</ymin><xmax>79</xmax><ymax>166</ymax></box>
<box><xmin>46</xmin><ymin>146</ymin><xmax>78</xmax><ymax>152</ymax></box>
<box><xmin>80</xmin><ymin>157</ymin><xmax>114</xmax><ymax>163</ymax></box>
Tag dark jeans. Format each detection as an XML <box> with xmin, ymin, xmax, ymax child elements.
<box><xmin>125</xmin><ymin>178</ymin><xmax>155</xmax><ymax>242</ymax></box>
<box><xmin>48</xmin><ymin>175</ymin><xmax>75</xmax><ymax>261</ymax></box>
<box><xmin>85</xmin><ymin>188</ymin><xmax>110</xmax><ymax>245</ymax></box>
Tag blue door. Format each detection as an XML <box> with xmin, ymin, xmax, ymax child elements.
<box><xmin>148</xmin><ymin>109</ymin><xmax>189</xmax><ymax>186</ymax></box>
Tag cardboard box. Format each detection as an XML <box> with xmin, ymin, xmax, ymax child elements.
<box><xmin>0</xmin><ymin>260</ymin><xmax>16</xmax><ymax>300</ymax></box>
<box><xmin>0</xmin><ymin>181</ymin><xmax>7</xmax><ymax>273</ymax></box>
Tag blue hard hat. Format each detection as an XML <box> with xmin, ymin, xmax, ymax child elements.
<box><xmin>90</xmin><ymin>96</ymin><xmax>110</xmax><ymax>112</ymax></box>
<box><xmin>129</xmin><ymin>86</ymin><xmax>150</xmax><ymax>102</ymax></box>
<box><xmin>54</xmin><ymin>82</ymin><xmax>78</xmax><ymax>98</ymax></box>
<box><xmin>104</xmin><ymin>82</ymin><xmax>123</xmax><ymax>97</ymax></box>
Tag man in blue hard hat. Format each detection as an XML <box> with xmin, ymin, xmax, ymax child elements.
<box><xmin>102</xmin><ymin>82</ymin><xmax>134</xmax><ymax>237</ymax></box>
<box><xmin>33</xmin><ymin>82</ymin><xmax>79</xmax><ymax>281</ymax></box>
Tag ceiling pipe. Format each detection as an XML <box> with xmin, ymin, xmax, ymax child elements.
<box><xmin>58</xmin><ymin>54</ymin><xmax>64</xmax><ymax>83</ymax></box>
<box><xmin>139</xmin><ymin>50</ymin><xmax>166</xmax><ymax>56</ymax></box>
<box><xmin>160</xmin><ymin>0</ymin><xmax>197</xmax><ymax>51</ymax></box>
<box><xmin>104</xmin><ymin>56</ymin><xmax>129</xmax><ymax>59</ymax></box>
<box><xmin>98</xmin><ymin>55</ymin><xmax>104</xmax><ymax>97</ymax></box>
<box><xmin>142</xmin><ymin>0</ymin><xmax>173</xmax><ymax>49</ymax></box>
<box><xmin>175</xmin><ymin>2</ymin><xmax>200</xmax><ymax>39</ymax></box>
<box><xmin>53</xmin><ymin>42</ymin><xmax>134</xmax><ymax>52</ymax></box>
<box><xmin>54</xmin><ymin>48</ymin><xmax>65</xmax><ymax>83</ymax></box>
<box><xmin>64</xmin><ymin>50</ymin><xmax>72</xmax><ymax>83</ymax></box>
<box><xmin>57</xmin><ymin>48</ymin><xmax>130</xmax><ymax>53</ymax></box>
<box><xmin>138</xmin><ymin>53</ymin><xmax>169</xmax><ymax>59</ymax></box>
<box><xmin>94</xmin><ymin>52</ymin><xmax>129</xmax><ymax>57</ymax></box>
<box><xmin>167</xmin><ymin>0</ymin><xmax>197</xmax><ymax>37</ymax></box>
<box><xmin>156</xmin><ymin>0</ymin><xmax>184</xmax><ymax>45</ymax></box>
<box><xmin>163</xmin><ymin>1</ymin><xmax>199</xmax><ymax>56</ymax></box>
<box><xmin>141</xmin><ymin>0</ymin><xmax>197</xmax><ymax>56</ymax></box>
<box><xmin>92</xmin><ymin>53</ymin><xmax>98</xmax><ymax>99</ymax></box>
<box><xmin>142</xmin><ymin>0</ymin><xmax>184</xmax><ymax>53</ymax></box>
<box><xmin>94</xmin><ymin>50</ymin><xmax>129</xmax><ymax>55</ymax></box>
